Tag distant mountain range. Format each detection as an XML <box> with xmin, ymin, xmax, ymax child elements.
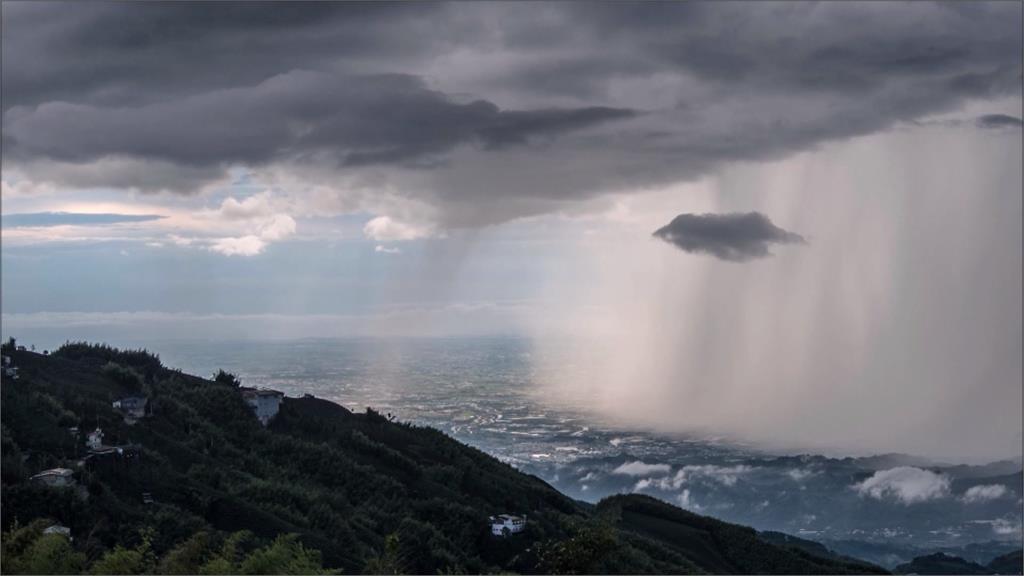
<box><xmin>893</xmin><ymin>550</ymin><xmax>1022</xmax><ymax>575</ymax></box>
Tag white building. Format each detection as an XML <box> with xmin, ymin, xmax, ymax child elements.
<box><xmin>489</xmin><ymin>514</ymin><xmax>527</xmax><ymax>536</ymax></box>
<box><xmin>31</xmin><ymin>468</ymin><xmax>75</xmax><ymax>488</ymax></box>
<box><xmin>87</xmin><ymin>428</ymin><xmax>104</xmax><ymax>450</ymax></box>
<box><xmin>241</xmin><ymin>388</ymin><xmax>284</xmax><ymax>425</ymax></box>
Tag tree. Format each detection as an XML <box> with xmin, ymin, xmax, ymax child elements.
<box><xmin>237</xmin><ymin>534</ymin><xmax>332</xmax><ymax>575</ymax></box>
<box><xmin>198</xmin><ymin>530</ymin><xmax>254</xmax><ymax>574</ymax></box>
<box><xmin>537</xmin><ymin>519</ymin><xmax>618</xmax><ymax>575</ymax></box>
<box><xmin>90</xmin><ymin>530</ymin><xmax>155</xmax><ymax>575</ymax></box>
<box><xmin>101</xmin><ymin>362</ymin><xmax>144</xmax><ymax>391</ymax></box>
<box><xmin>213</xmin><ymin>369</ymin><xmax>242</xmax><ymax>388</ymax></box>
<box><xmin>1</xmin><ymin>520</ymin><xmax>86</xmax><ymax>575</ymax></box>
<box><xmin>364</xmin><ymin>533</ymin><xmax>405</xmax><ymax>575</ymax></box>
<box><xmin>158</xmin><ymin>531</ymin><xmax>216</xmax><ymax>575</ymax></box>
<box><xmin>19</xmin><ymin>533</ymin><xmax>87</xmax><ymax>575</ymax></box>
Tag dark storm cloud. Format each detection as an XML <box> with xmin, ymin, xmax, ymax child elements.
<box><xmin>1</xmin><ymin>1</ymin><xmax>1021</xmax><ymax>224</ymax></box>
<box><xmin>653</xmin><ymin>212</ymin><xmax>806</xmax><ymax>262</ymax></box>
<box><xmin>0</xmin><ymin>2</ymin><xmax>450</xmax><ymax>109</ymax></box>
<box><xmin>4</xmin><ymin>71</ymin><xmax>634</xmax><ymax>169</ymax></box>
<box><xmin>977</xmin><ymin>114</ymin><xmax>1024</xmax><ymax>129</ymax></box>
<box><xmin>560</xmin><ymin>2</ymin><xmax>1021</xmax><ymax>95</ymax></box>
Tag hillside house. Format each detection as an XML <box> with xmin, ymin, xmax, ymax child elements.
<box><xmin>241</xmin><ymin>387</ymin><xmax>284</xmax><ymax>425</ymax></box>
<box><xmin>489</xmin><ymin>514</ymin><xmax>527</xmax><ymax>536</ymax></box>
<box><xmin>44</xmin><ymin>524</ymin><xmax>72</xmax><ymax>539</ymax></box>
<box><xmin>3</xmin><ymin>356</ymin><xmax>18</xmax><ymax>380</ymax></box>
<box><xmin>87</xmin><ymin>428</ymin><xmax>104</xmax><ymax>450</ymax></box>
<box><xmin>31</xmin><ymin>468</ymin><xmax>75</xmax><ymax>488</ymax></box>
<box><xmin>113</xmin><ymin>396</ymin><xmax>148</xmax><ymax>423</ymax></box>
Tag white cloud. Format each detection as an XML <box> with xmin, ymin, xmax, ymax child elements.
<box><xmin>674</xmin><ymin>464</ymin><xmax>755</xmax><ymax>488</ymax></box>
<box><xmin>209</xmin><ymin>235</ymin><xmax>266</xmax><ymax>256</ymax></box>
<box><xmin>853</xmin><ymin>467</ymin><xmax>951</xmax><ymax>505</ymax></box>
<box><xmin>218</xmin><ymin>192</ymin><xmax>277</xmax><ymax>220</ymax></box>
<box><xmin>375</xmin><ymin>245</ymin><xmax>401</xmax><ymax>254</ymax></box>
<box><xmin>961</xmin><ymin>484</ymin><xmax>1009</xmax><ymax>503</ymax></box>
<box><xmin>0</xmin><ymin>189</ymin><xmax>298</xmax><ymax>257</ymax></box>
<box><xmin>676</xmin><ymin>489</ymin><xmax>702</xmax><ymax>512</ymax></box>
<box><xmin>363</xmin><ymin>215</ymin><xmax>434</xmax><ymax>241</ymax></box>
<box><xmin>612</xmin><ymin>461</ymin><xmax>671</xmax><ymax>476</ymax></box>
<box><xmin>787</xmin><ymin>468</ymin><xmax>816</xmax><ymax>482</ymax></box>
<box><xmin>190</xmin><ymin>193</ymin><xmax>296</xmax><ymax>256</ymax></box>
<box><xmin>258</xmin><ymin>214</ymin><xmax>297</xmax><ymax>241</ymax></box>
<box><xmin>630</xmin><ymin>464</ymin><xmax>755</xmax><ymax>491</ymax></box>
<box><xmin>989</xmin><ymin>519</ymin><xmax>1021</xmax><ymax>535</ymax></box>
<box><xmin>970</xmin><ymin>519</ymin><xmax>1023</xmax><ymax>536</ymax></box>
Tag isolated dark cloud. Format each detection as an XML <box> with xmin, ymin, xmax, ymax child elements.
<box><xmin>653</xmin><ymin>212</ymin><xmax>806</xmax><ymax>262</ymax></box>
<box><xmin>977</xmin><ymin>114</ymin><xmax>1024</xmax><ymax>129</ymax></box>
<box><xmin>2</xmin><ymin>2</ymin><xmax>1021</xmax><ymax>224</ymax></box>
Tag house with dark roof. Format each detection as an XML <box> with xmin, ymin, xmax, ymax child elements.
<box><xmin>113</xmin><ymin>395</ymin><xmax>148</xmax><ymax>423</ymax></box>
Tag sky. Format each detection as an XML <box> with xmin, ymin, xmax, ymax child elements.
<box><xmin>2</xmin><ymin>1</ymin><xmax>1022</xmax><ymax>461</ymax></box>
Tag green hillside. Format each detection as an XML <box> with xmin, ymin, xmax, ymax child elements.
<box><xmin>1</xmin><ymin>342</ymin><xmax>887</xmax><ymax>574</ymax></box>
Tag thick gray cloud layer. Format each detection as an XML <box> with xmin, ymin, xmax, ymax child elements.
<box><xmin>4</xmin><ymin>71</ymin><xmax>633</xmax><ymax>170</ymax></box>
<box><xmin>653</xmin><ymin>212</ymin><xmax>805</xmax><ymax>261</ymax></box>
<box><xmin>2</xmin><ymin>2</ymin><xmax>1021</xmax><ymax>225</ymax></box>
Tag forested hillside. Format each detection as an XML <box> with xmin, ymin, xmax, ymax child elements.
<box><xmin>1</xmin><ymin>342</ymin><xmax>886</xmax><ymax>574</ymax></box>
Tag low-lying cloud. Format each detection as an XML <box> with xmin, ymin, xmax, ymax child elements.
<box><xmin>853</xmin><ymin>467</ymin><xmax>951</xmax><ymax>505</ymax></box>
<box><xmin>961</xmin><ymin>484</ymin><xmax>1009</xmax><ymax>503</ymax></box>
<box><xmin>612</xmin><ymin>461</ymin><xmax>671</xmax><ymax>476</ymax></box>
<box><xmin>634</xmin><ymin>464</ymin><xmax>756</xmax><ymax>492</ymax></box>
<box><xmin>652</xmin><ymin>212</ymin><xmax>806</xmax><ymax>262</ymax></box>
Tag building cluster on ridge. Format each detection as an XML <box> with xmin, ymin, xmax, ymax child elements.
<box><xmin>14</xmin><ymin>344</ymin><xmax>533</xmax><ymax>546</ymax></box>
